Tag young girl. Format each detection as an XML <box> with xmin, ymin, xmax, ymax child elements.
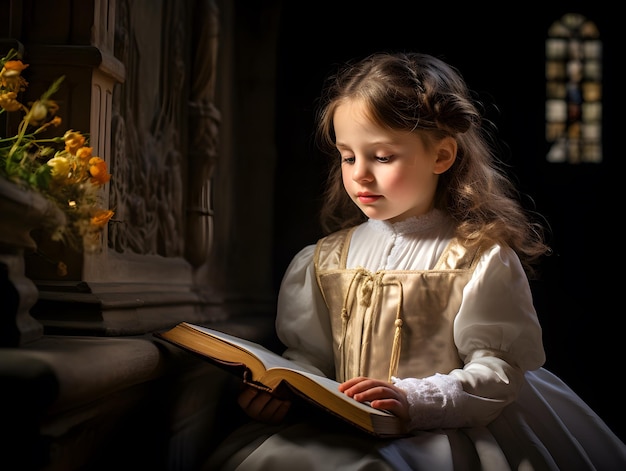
<box><xmin>206</xmin><ymin>52</ymin><xmax>625</xmax><ymax>470</ymax></box>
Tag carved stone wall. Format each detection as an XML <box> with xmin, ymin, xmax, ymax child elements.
<box><xmin>0</xmin><ymin>2</ymin><xmax>284</xmax><ymax>468</ymax></box>
<box><xmin>0</xmin><ymin>0</ymin><xmax>251</xmax><ymax>335</ymax></box>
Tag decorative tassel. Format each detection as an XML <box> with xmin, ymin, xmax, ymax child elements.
<box><xmin>338</xmin><ymin>307</ymin><xmax>349</xmax><ymax>349</ymax></box>
<box><xmin>387</xmin><ymin>281</ymin><xmax>404</xmax><ymax>382</ymax></box>
<box><xmin>388</xmin><ymin>318</ymin><xmax>403</xmax><ymax>382</ymax></box>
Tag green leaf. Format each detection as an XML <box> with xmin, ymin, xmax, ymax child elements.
<box><xmin>33</xmin><ymin>164</ymin><xmax>52</xmax><ymax>189</ymax></box>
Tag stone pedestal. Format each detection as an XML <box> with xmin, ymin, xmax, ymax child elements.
<box><xmin>0</xmin><ymin>178</ymin><xmax>64</xmax><ymax>347</ymax></box>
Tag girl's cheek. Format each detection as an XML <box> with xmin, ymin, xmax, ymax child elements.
<box><xmin>383</xmin><ymin>171</ymin><xmax>409</xmax><ymax>188</ymax></box>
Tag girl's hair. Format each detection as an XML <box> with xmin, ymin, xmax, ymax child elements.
<box><xmin>315</xmin><ymin>51</ymin><xmax>551</xmax><ymax>278</ymax></box>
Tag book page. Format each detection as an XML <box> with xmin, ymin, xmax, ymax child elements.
<box><xmin>168</xmin><ymin>323</ymin><xmax>405</xmax><ymax>436</ymax></box>
<box><xmin>286</xmin><ymin>369</ymin><xmax>395</xmax><ymax>418</ymax></box>
<box><xmin>188</xmin><ymin>326</ymin><xmax>395</xmax><ymax>417</ymax></box>
<box><xmin>187</xmin><ymin>325</ymin><xmax>392</xmax><ymax>415</ymax></box>
<box><xmin>187</xmin><ymin>324</ymin><xmax>318</xmax><ymax>374</ymax></box>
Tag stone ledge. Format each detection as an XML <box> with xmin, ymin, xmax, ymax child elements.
<box><xmin>3</xmin><ymin>335</ymin><xmax>175</xmax><ymax>414</ymax></box>
<box><xmin>0</xmin><ymin>315</ymin><xmax>279</xmax><ymax>469</ymax></box>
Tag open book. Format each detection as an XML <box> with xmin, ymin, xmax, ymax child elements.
<box><xmin>155</xmin><ymin>322</ymin><xmax>408</xmax><ymax>438</ymax></box>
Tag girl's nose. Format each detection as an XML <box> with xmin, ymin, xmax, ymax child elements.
<box><xmin>352</xmin><ymin>158</ymin><xmax>373</xmax><ymax>183</ymax></box>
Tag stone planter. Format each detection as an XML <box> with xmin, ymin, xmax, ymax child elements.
<box><xmin>0</xmin><ymin>177</ymin><xmax>65</xmax><ymax>347</ymax></box>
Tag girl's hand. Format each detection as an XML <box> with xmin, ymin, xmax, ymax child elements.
<box><xmin>237</xmin><ymin>385</ymin><xmax>292</xmax><ymax>424</ymax></box>
<box><xmin>339</xmin><ymin>376</ymin><xmax>410</xmax><ymax>421</ymax></box>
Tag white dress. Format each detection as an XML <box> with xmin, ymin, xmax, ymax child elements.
<box><xmin>206</xmin><ymin>211</ymin><xmax>626</xmax><ymax>470</ymax></box>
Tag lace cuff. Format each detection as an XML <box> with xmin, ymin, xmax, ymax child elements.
<box><xmin>392</xmin><ymin>373</ymin><xmax>464</xmax><ymax>431</ymax></box>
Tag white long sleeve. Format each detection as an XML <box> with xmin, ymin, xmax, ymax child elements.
<box><xmin>275</xmin><ymin>214</ymin><xmax>545</xmax><ymax>430</ymax></box>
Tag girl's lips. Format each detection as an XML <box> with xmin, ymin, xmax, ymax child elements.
<box><xmin>357</xmin><ymin>194</ymin><xmax>382</xmax><ymax>204</ymax></box>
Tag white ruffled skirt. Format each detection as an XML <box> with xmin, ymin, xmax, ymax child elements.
<box><xmin>205</xmin><ymin>368</ymin><xmax>626</xmax><ymax>470</ymax></box>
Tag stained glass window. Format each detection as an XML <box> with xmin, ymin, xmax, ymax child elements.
<box><xmin>545</xmin><ymin>13</ymin><xmax>602</xmax><ymax>163</ymax></box>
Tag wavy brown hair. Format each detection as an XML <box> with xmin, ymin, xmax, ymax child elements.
<box><xmin>315</xmin><ymin>52</ymin><xmax>551</xmax><ymax>278</ymax></box>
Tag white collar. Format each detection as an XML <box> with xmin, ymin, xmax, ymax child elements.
<box><xmin>366</xmin><ymin>209</ymin><xmax>447</xmax><ymax>236</ymax></box>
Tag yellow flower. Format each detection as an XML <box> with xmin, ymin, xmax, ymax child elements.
<box><xmin>47</xmin><ymin>155</ymin><xmax>71</xmax><ymax>180</ymax></box>
<box><xmin>0</xmin><ymin>48</ymin><xmax>114</xmax><ymax>265</ymax></box>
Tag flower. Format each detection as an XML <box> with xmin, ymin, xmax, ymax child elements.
<box><xmin>0</xmin><ymin>48</ymin><xmax>113</xmax><ymax>255</ymax></box>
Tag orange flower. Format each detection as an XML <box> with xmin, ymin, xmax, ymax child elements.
<box><xmin>91</xmin><ymin>209</ymin><xmax>114</xmax><ymax>228</ymax></box>
<box><xmin>1</xmin><ymin>49</ymin><xmax>113</xmax><ymax>256</ymax></box>
<box><xmin>88</xmin><ymin>156</ymin><xmax>111</xmax><ymax>185</ymax></box>
<box><xmin>0</xmin><ymin>60</ymin><xmax>28</xmax><ymax>91</ymax></box>
<box><xmin>76</xmin><ymin>146</ymin><xmax>93</xmax><ymax>160</ymax></box>
<box><xmin>48</xmin><ymin>116</ymin><xmax>62</xmax><ymax>127</ymax></box>
<box><xmin>0</xmin><ymin>91</ymin><xmax>22</xmax><ymax>112</ymax></box>
<box><xmin>2</xmin><ymin>60</ymin><xmax>29</xmax><ymax>73</ymax></box>
<box><xmin>63</xmin><ymin>130</ymin><xmax>86</xmax><ymax>155</ymax></box>
<box><xmin>56</xmin><ymin>262</ymin><xmax>68</xmax><ymax>277</ymax></box>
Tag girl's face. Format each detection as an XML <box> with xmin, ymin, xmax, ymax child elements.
<box><xmin>333</xmin><ymin>98</ymin><xmax>456</xmax><ymax>223</ymax></box>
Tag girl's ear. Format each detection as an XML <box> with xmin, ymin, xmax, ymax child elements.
<box><xmin>433</xmin><ymin>137</ymin><xmax>457</xmax><ymax>174</ymax></box>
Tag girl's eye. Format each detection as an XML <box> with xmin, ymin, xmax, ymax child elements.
<box><xmin>341</xmin><ymin>156</ymin><xmax>355</xmax><ymax>164</ymax></box>
<box><xmin>376</xmin><ymin>155</ymin><xmax>391</xmax><ymax>163</ymax></box>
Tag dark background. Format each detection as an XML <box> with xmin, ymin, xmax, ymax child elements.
<box><xmin>271</xmin><ymin>1</ymin><xmax>622</xmax><ymax>440</ymax></box>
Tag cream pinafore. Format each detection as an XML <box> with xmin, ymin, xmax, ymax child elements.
<box><xmin>314</xmin><ymin>226</ymin><xmax>484</xmax><ymax>383</ymax></box>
